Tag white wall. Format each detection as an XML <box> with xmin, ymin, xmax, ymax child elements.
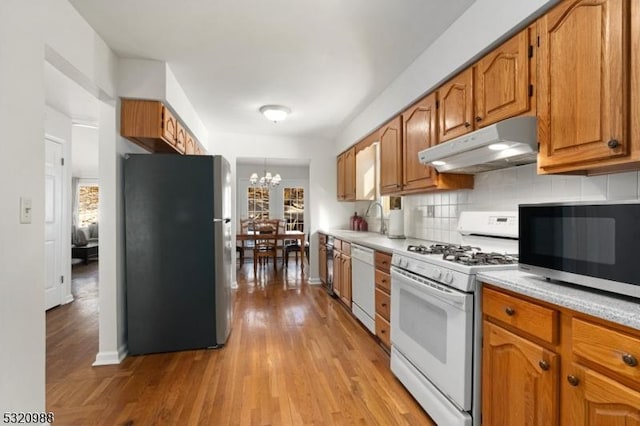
<box><xmin>165</xmin><ymin>64</ymin><xmax>208</xmax><ymax>145</ymax></box>
<box><xmin>236</xmin><ymin>164</ymin><xmax>310</xmax><ymax>227</ymax></box>
<box><xmin>403</xmin><ymin>164</ymin><xmax>640</xmax><ymax>244</ymax></box>
<box><xmin>0</xmin><ymin>0</ymin><xmax>46</xmax><ymax>413</ymax></box>
<box><xmin>45</xmin><ymin>105</ymin><xmax>74</xmax><ymax>304</ymax></box>
<box><xmin>117</xmin><ymin>59</ymin><xmax>209</xmax><ymax>144</ymax></box>
<box><xmin>71</xmin><ymin>125</ymin><xmax>99</xmax><ymax>178</ymax></box>
<box><xmin>44</xmin><ymin>0</ymin><xmax>126</xmax><ymax>365</ymax></box>
<box><xmin>45</xmin><ymin>0</ymin><xmax>117</xmax><ymax>98</ymax></box>
<box><xmin>336</xmin><ymin>0</ymin><xmax>559</xmax><ymax>151</ymax></box>
<box><xmin>211</xmin><ymin>132</ymin><xmax>352</xmax><ymax>284</ymax></box>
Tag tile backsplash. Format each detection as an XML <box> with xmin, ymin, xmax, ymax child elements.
<box><xmin>401</xmin><ymin>164</ymin><xmax>640</xmax><ymax>244</ymax></box>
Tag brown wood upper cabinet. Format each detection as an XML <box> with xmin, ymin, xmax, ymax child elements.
<box><xmin>474</xmin><ymin>28</ymin><xmax>533</xmax><ymax>127</ymax></box>
<box><xmin>343</xmin><ymin>147</ymin><xmax>356</xmax><ymax>200</ymax></box>
<box><xmin>402</xmin><ymin>93</ymin><xmax>438</xmax><ymax>191</ymax></box>
<box><xmin>185</xmin><ymin>132</ymin><xmax>196</xmax><ymax>155</ymax></box>
<box><xmin>176</xmin><ymin>121</ymin><xmax>187</xmax><ymax>153</ymax></box>
<box><xmin>337</xmin><ymin>152</ymin><xmax>346</xmax><ymax>200</ymax></box>
<box><xmin>379</xmin><ymin>116</ymin><xmax>403</xmax><ymax>195</ymax></box>
<box><xmin>401</xmin><ymin>94</ymin><xmax>474</xmax><ymax>193</ymax></box>
<box><xmin>438</xmin><ymin>68</ymin><xmax>474</xmax><ymax>143</ymax></box>
<box><xmin>537</xmin><ymin>0</ymin><xmax>634</xmax><ymax>173</ymax></box>
<box><xmin>121</xmin><ymin>99</ymin><xmax>191</xmax><ymax>154</ymax></box>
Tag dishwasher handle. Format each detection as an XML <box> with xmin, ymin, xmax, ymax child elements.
<box><xmin>351</xmin><ymin>244</ymin><xmax>375</xmax><ymax>264</ymax></box>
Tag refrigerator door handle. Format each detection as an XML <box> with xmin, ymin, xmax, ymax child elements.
<box><xmin>213</xmin><ymin>218</ymin><xmax>231</xmax><ymax>223</ymax></box>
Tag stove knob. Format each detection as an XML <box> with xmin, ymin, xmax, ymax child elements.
<box><xmin>444</xmin><ymin>272</ymin><xmax>454</xmax><ymax>284</ymax></box>
<box><xmin>400</xmin><ymin>258</ymin><xmax>408</xmax><ymax>268</ymax></box>
<box><xmin>432</xmin><ymin>268</ymin><xmax>442</xmax><ymax>280</ymax></box>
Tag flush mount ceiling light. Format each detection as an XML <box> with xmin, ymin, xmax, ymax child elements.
<box><xmin>432</xmin><ymin>160</ymin><xmax>446</xmax><ymax>166</ymax></box>
<box><xmin>259</xmin><ymin>105</ymin><xmax>291</xmax><ymax>123</ymax></box>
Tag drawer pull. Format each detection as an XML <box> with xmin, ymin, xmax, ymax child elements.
<box><xmin>505</xmin><ymin>307</ymin><xmax>515</xmax><ymax>316</ymax></box>
<box><xmin>380</xmin><ymin>329</ymin><xmax>386</xmax><ymax>334</ymax></box>
<box><xmin>381</xmin><ymin>303</ymin><xmax>387</xmax><ymax>307</ymax></box>
<box><xmin>539</xmin><ymin>360</ymin><xmax>550</xmax><ymax>371</ymax></box>
<box><xmin>567</xmin><ymin>375</ymin><xmax>579</xmax><ymax>387</ymax></box>
<box><xmin>381</xmin><ymin>279</ymin><xmax>387</xmax><ymax>283</ymax></box>
<box><xmin>622</xmin><ymin>354</ymin><xmax>638</xmax><ymax>367</ymax></box>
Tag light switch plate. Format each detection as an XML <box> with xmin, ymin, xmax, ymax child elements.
<box><xmin>20</xmin><ymin>197</ymin><xmax>32</xmax><ymax>224</ymax></box>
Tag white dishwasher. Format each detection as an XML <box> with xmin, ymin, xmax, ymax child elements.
<box><xmin>351</xmin><ymin>244</ymin><xmax>376</xmax><ymax>333</ymax></box>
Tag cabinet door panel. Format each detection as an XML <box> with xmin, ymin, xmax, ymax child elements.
<box><xmin>483</xmin><ymin>321</ymin><xmax>559</xmax><ymax>426</ymax></box>
<box><xmin>475</xmin><ymin>29</ymin><xmax>530</xmax><ymax>127</ymax></box>
<box><xmin>162</xmin><ymin>106</ymin><xmax>177</xmax><ymax>145</ymax></box>
<box><xmin>438</xmin><ymin>68</ymin><xmax>473</xmax><ymax>142</ymax></box>
<box><xmin>379</xmin><ymin>116</ymin><xmax>403</xmax><ymax>194</ymax></box>
<box><xmin>344</xmin><ymin>147</ymin><xmax>356</xmax><ymax>200</ymax></box>
<box><xmin>402</xmin><ymin>93</ymin><xmax>437</xmax><ymax>191</ymax></box>
<box><xmin>538</xmin><ymin>0</ymin><xmax>629</xmax><ymax>169</ymax></box>
<box><xmin>565</xmin><ymin>364</ymin><xmax>640</xmax><ymax>425</ymax></box>
<box><xmin>185</xmin><ymin>132</ymin><xmax>196</xmax><ymax>155</ymax></box>
<box><xmin>337</xmin><ymin>153</ymin><xmax>345</xmax><ymax>200</ymax></box>
<box><xmin>341</xmin><ymin>254</ymin><xmax>351</xmax><ymax>307</ymax></box>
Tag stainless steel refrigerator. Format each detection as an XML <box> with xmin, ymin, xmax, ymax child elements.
<box><xmin>124</xmin><ymin>154</ymin><xmax>232</xmax><ymax>355</ymax></box>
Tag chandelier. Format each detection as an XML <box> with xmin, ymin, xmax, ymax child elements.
<box><xmin>250</xmin><ymin>159</ymin><xmax>281</xmax><ymax>187</ymax></box>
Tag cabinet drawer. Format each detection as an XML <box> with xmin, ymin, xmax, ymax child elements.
<box><xmin>375</xmin><ymin>251</ymin><xmax>392</xmax><ymax>273</ymax></box>
<box><xmin>375</xmin><ymin>288</ymin><xmax>391</xmax><ymax>321</ymax></box>
<box><xmin>334</xmin><ymin>239</ymin><xmax>342</xmax><ymax>252</ymax></box>
<box><xmin>483</xmin><ymin>287</ymin><xmax>558</xmax><ymax>344</ymax></box>
<box><xmin>572</xmin><ymin>318</ymin><xmax>640</xmax><ymax>383</ymax></box>
<box><xmin>341</xmin><ymin>242</ymin><xmax>351</xmax><ymax>256</ymax></box>
<box><xmin>375</xmin><ymin>269</ymin><xmax>391</xmax><ymax>293</ymax></box>
<box><xmin>376</xmin><ymin>314</ymin><xmax>391</xmax><ymax>348</ymax></box>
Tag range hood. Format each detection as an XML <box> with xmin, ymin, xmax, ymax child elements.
<box><xmin>418</xmin><ymin>116</ymin><xmax>538</xmax><ymax>174</ymax></box>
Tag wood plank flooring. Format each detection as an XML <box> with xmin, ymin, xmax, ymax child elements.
<box><xmin>46</xmin><ymin>260</ymin><xmax>434</xmax><ymax>425</ymax></box>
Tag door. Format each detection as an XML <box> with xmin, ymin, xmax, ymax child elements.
<box><xmin>538</xmin><ymin>0</ymin><xmax>629</xmax><ymax>169</ymax></box>
<box><xmin>482</xmin><ymin>321</ymin><xmax>559</xmax><ymax>426</ymax></box>
<box><xmin>44</xmin><ymin>138</ymin><xmax>63</xmax><ymax>310</ymax></box>
<box><xmin>343</xmin><ymin>147</ymin><xmax>356</xmax><ymax>201</ymax></box>
<box><xmin>336</xmin><ymin>153</ymin><xmax>345</xmax><ymax>200</ymax></box>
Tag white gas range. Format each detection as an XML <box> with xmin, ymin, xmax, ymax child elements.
<box><xmin>390</xmin><ymin>211</ymin><xmax>519</xmax><ymax>426</ymax></box>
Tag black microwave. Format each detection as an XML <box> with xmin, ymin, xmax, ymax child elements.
<box><xmin>519</xmin><ymin>201</ymin><xmax>640</xmax><ymax>299</ymax></box>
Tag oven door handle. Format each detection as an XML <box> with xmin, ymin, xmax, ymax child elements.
<box><xmin>391</xmin><ymin>268</ymin><xmax>470</xmax><ymax>310</ymax></box>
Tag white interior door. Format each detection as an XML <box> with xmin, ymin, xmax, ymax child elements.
<box><xmin>45</xmin><ymin>138</ymin><xmax>63</xmax><ymax>310</ymax></box>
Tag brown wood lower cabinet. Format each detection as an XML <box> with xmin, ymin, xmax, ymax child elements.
<box><xmin>374</xmin><ymin>251</ymin><xmax>392</xmax><ymax>351</ymax></box>
<box><xmin>482</xmin><ymin>321</ymin><xmax>558</xmax><ymax>426</ymax></box>
<box><xmin>482</xmin><ymin>284</ymin><xmax>640</xmax><ymax>426</ymax></box>
<box><xmin>331</xmin><ymin>239</ymin><xmax>351</xmax><ymax>308</ymax></box>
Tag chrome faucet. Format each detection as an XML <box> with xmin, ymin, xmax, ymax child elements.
<box><xmin>365</xmin><ymin>201</ymin><xmax>386</xmax><ymax>235</ymax></box>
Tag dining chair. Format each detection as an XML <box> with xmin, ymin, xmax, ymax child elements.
<box><xmin>284</xmin><ymin>233</ymin><xmax>309</xmax><ymax>267</ymax></box>
<box><xmin>237</xmin><ymin>218</ymin><xmax>253</xmax><ymax>266</ymax></box>
<box><xmin>253</xmin><ymin>219</ymin><xmax>279</xmax><ymax>274</ymax></box>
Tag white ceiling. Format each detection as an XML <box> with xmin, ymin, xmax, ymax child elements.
<box><xmin>69</xmin><ymin>0</ymin><xmax>475</xmax><ymax>140</ymax></box>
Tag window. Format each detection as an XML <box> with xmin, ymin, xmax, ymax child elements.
<box><xmin>283</xmin><ymin>187</ymin><xmax>304</xmax><ymax>231</ymax></box>
<box><xmin>247</xmin><ymin>187</ymin><xmax>270</xmax><ymax>220</ymax></box>
<box><xmin>78</xmin><ymin>184</ymin><xmax>99</xmax><ymax>227</ymax></box>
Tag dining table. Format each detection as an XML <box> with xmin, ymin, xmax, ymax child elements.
<box><xmin>236</xmin><ymin>230</ymin><xmax>306</xmax><ymax>271</ymax></box>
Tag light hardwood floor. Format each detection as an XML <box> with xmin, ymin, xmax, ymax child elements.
<box><xmin>46</xmin><ymin>260</ymin><xmax>434</xmax><ymax>425</ymax></box>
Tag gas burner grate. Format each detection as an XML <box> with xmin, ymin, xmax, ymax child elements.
<box><xmin>445</xmin><ymin>252</ymin><xmax>519</xmax><ymax>266</ymax></box>
<box><xmin>407</xmin><ymin>244</ymin><xmax>482</xmax><ymax>255</ymax></box>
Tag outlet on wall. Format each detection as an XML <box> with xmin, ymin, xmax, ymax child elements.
<box><xmin>427</xmin><ymin>205</ymin><xmax>435</xmax><ymax>218</ymax></box>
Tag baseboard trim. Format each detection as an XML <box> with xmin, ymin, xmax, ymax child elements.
<box><xmin>307</xmin><ymin>277</ymin><xmax>322</xmax><ymax>285</ymax></box>
<box><xmin>93</xmin><ymin>344</ymin><xmax>127</xmax><ymax>366</ymax></box>
<box><xmin>62</xmin><ymin>293</ymin><xmax>74</xmax><ymax>304</ymax></box>
<box><xmin>231</xmin><ymin>280</ymin><xmax>238</xmax><ymax>289</ymax></box>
